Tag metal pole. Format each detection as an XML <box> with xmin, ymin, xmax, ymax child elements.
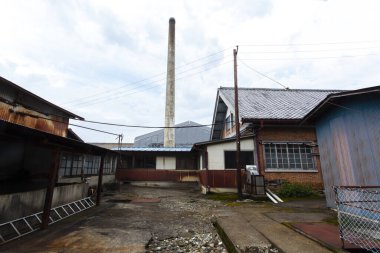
<box><xmin>41</xmin><ymin>149</ymin><xmax>60</xmax><ymax>229</ymax></box>
<box><xmin>233</xmin><ymin>47</ymin><xmax>242</xmax><ymax>199</ymax></box>
<box><xmin>96</xmin><ymin>155</ymin><xmax>105</xmax><ymax>206</ymax></box>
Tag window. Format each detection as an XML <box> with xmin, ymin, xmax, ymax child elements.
<box><xmin>134</xmin><ymin>155</ymin><xmax>156</xmax><ymax>169</ymax></box>
<box><xmin>224</xmin><ymin>151</ymin><xmax>254</xmax><ymax>169</ymax></box>
<box><xmin>59</xmin><ymin>152</ymin><xmax>83</xmax><ymax>177</ymax></box>
<box><xmin>226</xmin><ymin>115</ymin><xmax>231</xmax><ymax>131</ymax></box>
<box><xmin>176</xmin><ymin>156</ymin><xmax>197</xmax><ymax>170</ymax></box>
<box><xmin>225</xmin><ymin>113</ymin><xmax>235</xmax><ymax>131</ymax></box>
<box><xmin>264</xmin><ymin>143</ymin><xmax>315</xmax><ymax>171</ymax></box>
<box><xmin>84</xmin><ymin>155</ymin><xmax>101</xmax><ymax>175</ymax></box>
<box><xmin>104</xmin><ymin>156</ymin><xmax>117</xmax><ymax>174</ymax></box>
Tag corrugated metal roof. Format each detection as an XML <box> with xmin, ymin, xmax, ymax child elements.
<box><xmin>133</xmin><ymin>121</ymin><xmax>210</xmax><ymax>147</ymax></box>
<box><xmin>219</xmin><ymin>87</ymin><xmax>342</xmax><ymax>120</ymax></box>
<box><xmin>114</xmin><ymin>147</ymin><xmax>192</xmax><ymax>152</ymax></box>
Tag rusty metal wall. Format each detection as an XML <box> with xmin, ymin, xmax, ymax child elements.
<box><xmin>0</xmin><ymin>101</ymin><xmax>68</xmax><ymax>137</ymax></box>
<box><xmin>316</xmin><ymin>95</ymin><xmax>380</xmax><ymax>207</ymax></box>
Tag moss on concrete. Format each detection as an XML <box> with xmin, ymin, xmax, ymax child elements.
<box><xmin>213</xmin><ymin>220</ymin><xmax>238</xmax><ymax>253</ymax></box>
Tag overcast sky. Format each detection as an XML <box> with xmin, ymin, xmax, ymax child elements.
<box><xmin>1</xmin><ymin>0</ymin><xmax>380</xmax><ymax>143</ymax></box>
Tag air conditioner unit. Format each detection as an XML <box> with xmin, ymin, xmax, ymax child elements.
<box><xmin>246</xmin><ymin>165</ymin><xmax>258</xmax><ymax>175</ymax></box>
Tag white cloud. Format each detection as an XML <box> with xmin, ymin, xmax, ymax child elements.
<box><xmin>1</xmin><ymin>0</ymin><xmax>380</xmax><ymax>143</ymax></box>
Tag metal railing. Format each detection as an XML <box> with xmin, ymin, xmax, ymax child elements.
<box><xmin>0</xmin><ymin>197</ymin><xmax>95</xmax><ymax>245</ymax></box>
<box><xmin>334</xmin><ymin>186</ymin><xmax>380</xmax><ymax>253</ymax></box>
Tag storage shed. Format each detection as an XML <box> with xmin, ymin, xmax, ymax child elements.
<box><xmin>302</xmin><ymin>86</ymin><xmax>380</xmax><ymax>207</ymax></box>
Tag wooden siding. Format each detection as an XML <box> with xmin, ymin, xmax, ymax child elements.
<box><xmin>199</xmin><ymin>170</ymin><xmax>244</xmax><ymax>188</ymax></box>
<box><xmin>316</xmin><ymin>95</ymin><xmax>380</xmax><ymax>207</ymax></box>
<box><xmin>116</xmin><ymin>169</ymin><xmax>199</xmax><ymax>182</ymax></box>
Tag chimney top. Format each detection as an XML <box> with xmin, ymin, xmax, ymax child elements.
<box><xmin>169</xmin><ymin>17</ymin><xmax>175</xmax><ymax>24</ymax></box>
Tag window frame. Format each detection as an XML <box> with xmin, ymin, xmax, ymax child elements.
<box><xmin>263</xmin><ymin>142</ymin><xmax>317</xmax><ymax>172</ymax></box>
<box><xmin>225</xmin><ymin>115</ymin><xmax>231</xmax><ymax>131</ymax></box>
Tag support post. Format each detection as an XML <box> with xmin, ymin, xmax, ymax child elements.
<box><xmin>233</xmin><ymin>47</ymin><xmax>242</xmax><ymax>199</ymax></box>
<box><xmin>205</xmin><ymin>150</ymin><xmax>210</xmax><ymax>193</ymax></box>
<box><xmin>96</xmin><ymin>155</ymin><xmax>105</xmax><ymax>206</ymax></box>
<box><xmin>41</xmin><ymin>149</ymin><xmax>60</xmax><ymax>229</ymax></box>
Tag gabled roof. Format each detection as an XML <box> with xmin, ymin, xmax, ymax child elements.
<box><xmin>0</xmin><ymin>76</ymin><xmax>83</xmax><ymax>120</ymax></box>
<box><xmin>211</xmin><ymin>87</ymin><xmax>342</xmax><ymax>140</ymax></box>
<box><xmin>301</xmin><ymin>85</ymin><xmax>380</xmax><ymax>124</ymax></box>
<box><xmin>134</xmin><ymin>121</ymin><xmax>211</xmax><ymax>147</ymax></box>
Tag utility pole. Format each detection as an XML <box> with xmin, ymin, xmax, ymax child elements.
<box><xmin>233</xmin><ymin>46</ymin><xmax>242</xmax><ymax>199</ymax></box>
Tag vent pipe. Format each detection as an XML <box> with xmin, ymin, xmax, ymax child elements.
<box><xmin>164</xmin><ymin>17</ymin><xmax>175</xmax><ymax>147</ymax></box>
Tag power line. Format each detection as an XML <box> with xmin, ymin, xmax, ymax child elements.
<box><xmin>61</xmin><ymin>47</ymin><xmax>232</xmax><ymax>106</ymax></box>
<box><xmin>71</xmin><ymin>59</ymin><xmax>233</xmax><ymax>108</ymax></box>
<box><xmin>241</xmin><ymin>46</ymin><xmax>380</xmax><ymax>54</ymax></box>
<box><xmin>238</xmin><ymin>58</ymin><xmax>289</xmax><ymax>89</ymax></box>
<box><xmin>11</xmin><ymin>109</ymin><xmax>224</xmax><ymax>131</ymax></box>
<box><xmin>238</xmin><ymin>52</ymin><xmax>380</xmax><ymax>61</ymax></box>
<box><xmin>67</xmin><ymin>55</ymin><xmax>232</xmax><ymax>108</ymax></box>
<box><xmin>69</xmin><ymin>123</ymin><xmax>121</xmax><ymax>136</ymax></box>
<box><xmin>239</xmin><ymin>39</ymin><xmax>380</xmax><ymax>47</ymax></box>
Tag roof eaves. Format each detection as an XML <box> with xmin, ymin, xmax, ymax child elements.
<box><xmin>300</xmin><ymin>86</ymin><xmax>380</xmax><ymax>124</ymax></box>
<box><xmin>0</xmin><ymin>76</ymin><xmax>83</xmax><ymax>120</ymax></box>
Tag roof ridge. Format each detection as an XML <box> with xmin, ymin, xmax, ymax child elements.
<box><xmin>219</xmin><ymin>86</ymin><xmax>346</xmax><ymax>92</ymax></box>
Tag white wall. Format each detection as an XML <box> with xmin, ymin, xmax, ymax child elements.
<box><xmin>156</xmin><ymin>156</ymin><xmax>176</xmax><ymax>170</ymax></box>
<box><xmin>206</xmin><ymin>138</ymin><xmax>254</xmax><ymax>170</ymax></box>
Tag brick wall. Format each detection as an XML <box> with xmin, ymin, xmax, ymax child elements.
<box><xmin>256</xmin><ymin>126</ymin><xmax>324</xmax><ymax>189</ymax></box>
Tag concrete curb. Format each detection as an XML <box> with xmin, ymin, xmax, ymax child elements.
<box><xmin>214</xmin><ymin>217</ymin><xmax>278</xmax><ymax>253</ymax></box>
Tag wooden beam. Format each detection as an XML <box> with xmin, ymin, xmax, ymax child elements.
<box><xmin>41</xmin><ymin>149</ymin><xmax>60</xmax><ymax>229</ymax></box>
<box><xmin>96</xmin><ymin>155</ymin><xmax>105</xmax><ymax>206</ymax></box>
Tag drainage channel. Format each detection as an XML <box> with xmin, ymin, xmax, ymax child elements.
<box><xmin>0</xmin><ymin>197</ymin><xmax>95</xmax><ymax>245</ymax></box>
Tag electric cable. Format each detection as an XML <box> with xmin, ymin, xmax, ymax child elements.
<box><xmin>239</xmin><ymin>39</ymin><xmax>380</xmax><ymax>47</ymax></box>
<box><xmin>71</xmin><ymin>59</ymin><xmax>233</xmax><ymax>108</ymax></box>
<box><xmin>61</xmin><ymin>47</ymin><xmax>232</xmax><ymax>106</ymax></box>
<box><xmin>238</xmin><ymin>58</ymin><xmax>289</xmax><ymax>89</ymax></box>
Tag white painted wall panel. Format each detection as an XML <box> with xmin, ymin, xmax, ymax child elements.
<box><xmin>156</xmin><ymin>156</ymin><xmax>176</xmax><ymax>170</ymax></box>
<box><xmin>206</xmin><ymin>138</ymin><xmax>254</xmax><ymax>170</ymax></box>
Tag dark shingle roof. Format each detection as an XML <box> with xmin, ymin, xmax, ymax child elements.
<box><xmin>219</xmin><ymin>87</ymin><xmax>342</xmax><ymax>120</ymax></box>
<box><xmin>134</xmin><ymin>121</ymin><xmax>211</xmax><ymax>148</ymax></box>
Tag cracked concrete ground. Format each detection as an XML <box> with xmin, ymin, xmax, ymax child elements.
<box><xmin>1</xmin><ymin>184</ymin><xmax>342</xmax><ymax>253</ymax></box>
<box><xmin>0</xmin><ymin>183</ymin><xmax>227</xmax><ymax>253</ymax></box>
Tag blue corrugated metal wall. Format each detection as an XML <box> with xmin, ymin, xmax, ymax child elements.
<box><xmin>316</xmin><ymin>94</ymin><xmax>380</xmax><ymax>207</ymax></box>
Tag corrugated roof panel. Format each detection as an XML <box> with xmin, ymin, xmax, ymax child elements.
<box><xmin>114</xmin><ymin>147</ymin><xmax>192</xmax><ymax>152</ymax></box>
<box><xmin>133</xmin><ymin>121</ymin><xmax>210</xmax><ymax>147</ymax></box>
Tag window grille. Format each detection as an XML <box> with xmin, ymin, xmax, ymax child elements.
<box><xmin>264</xmin><ymin>143</ymin><xmax>315</xmax><ymax>171</ymax></box>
